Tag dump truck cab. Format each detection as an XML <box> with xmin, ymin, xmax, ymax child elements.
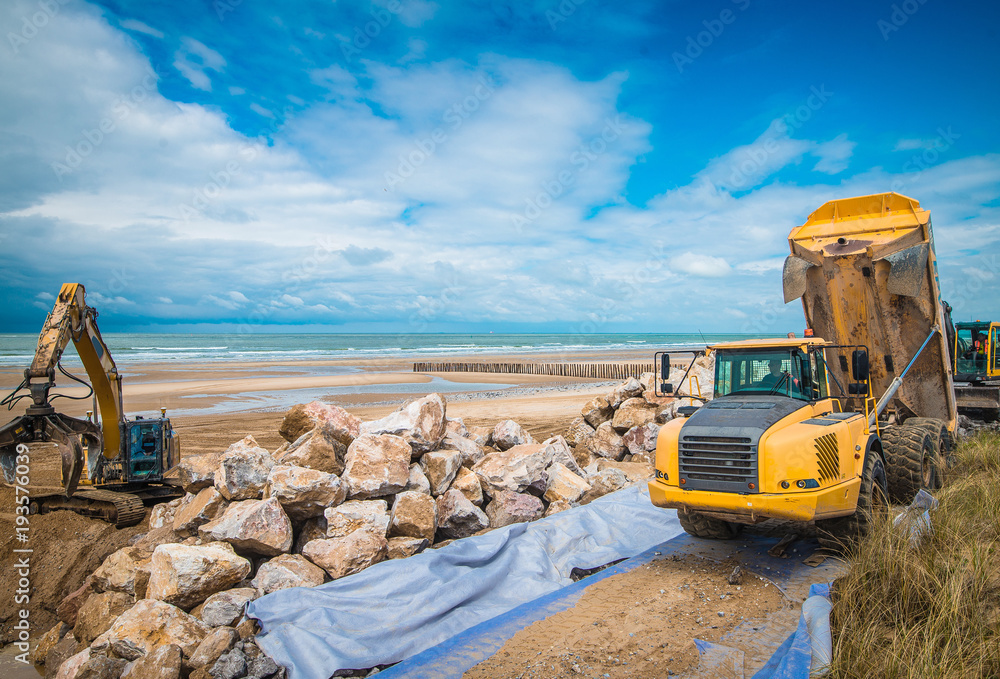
<box><xmin>650</xmin><ymin>337</ymin><xmax>881</xmax><ymax>538</ymax></box>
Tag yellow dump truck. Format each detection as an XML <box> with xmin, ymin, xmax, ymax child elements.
<box><xmin>649</xmin><ymin>193</ymin><xmax>957</xmax><ymax>546</ymax></box>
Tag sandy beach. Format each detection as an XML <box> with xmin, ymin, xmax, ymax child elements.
<box><xmin>0</xmin><ymin>347</ymin><xmax>688</xmax><ymax>456</ymax></box>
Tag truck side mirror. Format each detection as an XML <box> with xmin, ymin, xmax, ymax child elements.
<box><xmin>660</xmin><ymin>353</ymin><xmax>671</xmax><ymax>380</ymax></box>
<box><xmin>852</xmin><ymin>350</ymin><xmax>870</xmax><ymax>381</ymax></box>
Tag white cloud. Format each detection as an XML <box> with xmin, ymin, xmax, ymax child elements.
<box><xmin>812</xmin><ymin>133</ymin><xmax>855</xmax><ymax>174</ymax></box>
<box><xmin>35</xmin><ymin>291</ymin><xmax>55</xmax><ymax>301</ymax></box>
<box><xmin>157</xmin><ymin>296</ymin><xmax>173</xmax><ymax>304</ymax></box>
<box><xmin>673</xmin><ymin>253</ymin><xmax>731</xmax><ymax>278</ymax></box>
<box><xmin>173</xmin><ymin>37</ymin><xmax>226</xmax><ymax>91</ymax></box>
<box><xmin>120</xmin><ymin>19</ymin><xmax>164</xmax><ymax>39</ymax></box>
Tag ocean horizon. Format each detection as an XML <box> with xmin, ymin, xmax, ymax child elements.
<box><xmin>0</xmin><ymin>332</ymin><xmax>768</xmax><ymax>368</ymax></box>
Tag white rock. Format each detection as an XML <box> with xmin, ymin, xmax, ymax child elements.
<box><xmin>484</xmin><ymin>490</ymin><xmax>544</xmax><ymax>528</ymax></box>
<box><xmin>146</xmin><ymin>542</ymin><xmax>251</xmax><ymax>610</ymax></box>
<box><xmin>251</xmin><ymin>554</ymin><xmax>326</xmax><ymax>596</ymax></box>
<box><xmin>302</xmin><ymin>529</ymin><xmax>388</xmax><ymax>579</ymax></box>
<box><xmin>361</xmin><ymin>393</ymin><xmax>447</xmax><ymax>454</ymax></box>
<box><xmin>91</xmin><ymin>599</ymin><xmax>209</xmax><ymax>660</ymax></box>
<box><xmin>544</xmin><ymin>462</ymin><xmax>592</xmax><ymax>504</ymax></box>
<box><xmin>325</xmin><ymin>499</ymin><xmax>390</xmax><ymax>538</ymax></box>
<box><xmin>450</xmin><ymin>466</ymin><xmax>484</xmax><ymax>506</ymax></box>
<box><xmin>404</xmin><ymin>463</ymin><xmax>432</xmax><ymax>495</ymax></box>
<box><xmin>389</xmin><ymin>491</ymin><xmax>437</xmax><ymax>542</ymax></box>
<box><xmin>420</xmin><ymin>449</ymin><xmax>463</xmax><ymax>496</ymax></box>
<box><xmin>214</xmin><ymin>436</ymin><xmax>275</xmax><ymax>501</ymax></box>
<box><xmin>491</xmin><ymin>420</ymin><xmax>534</xmax><ymax>451</ymax></box>
<box><xmin>198</xmin><ymin>498</ymin><xmax>293</xmax><ymax>556</ymax></box>
<box><xmin>342</xmin><ymin>434</ymin><xmax>411</xmax><ymax>500</ymax></box>
<box><xmin>265</xmin><ymin>464</ymin><xmax>347</xmax><ymax>520</ymax></box>
<box><xmin>471</xmin><ymin>443</ymin><xmax>551</xmax><ymax>497</ymax></box>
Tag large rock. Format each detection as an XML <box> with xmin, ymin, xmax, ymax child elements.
<box><xmin>450</xmin><ymin>466</ymin><xmax>483</xmax><ymax>505</ymax></box>
<box><xmin>265</xmin><ymin>464</ymin><xmax>347</xmax><ymax>520</ymax></box>
<box><xmin>342</xmin><ymin>434</ymin><xmax>411</xmax><ymax>499</ymax></box>
<box><xmin>92</xmin><ymin>547</ymin><xmax>151</xmax><ymax>599</ymax></box>
<box><xmin>543</xmin><ymin>462</ymin><xmax>592</xmax><ymax>504</ymax></box>
<box><xmin>293</xmin><ymin>516</ymin><xmax>326</xmax><ymax>554</ymax></box>
<box><xmin>131</xmin><ymin>525</ymin><xmax>184</xmax><ymax>555</ymax></box>
<box><xmin>404</xmin><ymin>463</ymin><xmax>431</xmax><ymax>495</ymax></box>
<box><xmin>610</xmin><ymin>377</ymin><xmax>644</xmax><ymax>407</ymax></box>
<box><xmin>67</xmin><ymin>653</ymin><xmax>127</xmax><ymax>679</ymax></box>
<box><xmin>147</xmin><ymin>543</ymin><xmax>252</xmax><ymax>610</ymax></box>
<box><xmin>611</xmin><ymin>397</ymin><xmax>657</xmax><ymax>433</ymax></box>
<box><xmin>443</xmin><ymin>432</ymin><xmax>485</xmax><ymax>467</ymax></box>
<box><xmin>540</xmin><ymin>435</ymin><xmax>585</xmax><ymax>477</ymax></box>
<box><xmin>668</xmin><ymin>354</ymin><xmax>715</xmax><ymax>399</ymax></box>
<box><xmin>149</xmin><ymin>496</ymin><xmax>185</xmax><ymax>530</ymax></box>
<box><xmin>621</xmin><ymin>422</ymin><xmax>661</xmax><ymax>462</ymax></box>
<box><xmin>275</xmin><ymin>426</ymin><xmax>347</xmax><ymax>475</ymax></box>
<box><xmin>386</xmin><ymin>537</ymin><xmax>429</xmax><ymax>560</ymax></box>
<box><xmin>251</xmin><ymin>554</ymin><xmax>326</xmax><ymax>596</ymax></box>
<box><xmin>581</xmin><ymin>467</ymin><xmax>630</xmax><ymax>503</ymax></box>
<box><xmin>169</xmin><ymin>453</ymin><xmax>223</xmax><ymax>494</ymax></box>
<box><xmin>484</xmin><ymin>490</ymin><xmax>544</xmax><ymax>528</ymax></box>
<box><xmin>214</xmin><ymin>436</ymin><xmax>274</xmax><ymax>501</ymax></box>
<box><xmin>471</xmin><ymin>443</ymin><xmax>550</xmax><ymax>497</ymax></box>
<box><xmin>279</xmin><ymin>401</ymin><xmax>361</xmax><ymax>445</ymax></box>
<box><xmin>57</xmin><ymin>576</ymin><xmax>96</xmax><ymax>627</ymax></box>
<box><xmin>585</xmin><ymin>421</ymin><xmax>626</xmax><ymax>460</ymax></box>
<box><xmin>73</xmin><ymin>592</ymin><xmax>133</xmax><ymax>646</ymax></box>
<box><xmin>188</xmin><ymin>628</ymin><xmax>237</xmax><ymax>670</ymax></box>
<box><xmin>91</xmin><ymin>599</ymin><xmax>208</xmax><ymax>660</ymax></box>
<box><xmin>445</xmin><ymin>417</ymin><xmax>468</xmax><ymax>438</ymax></box>
<box><xmin>361</xmin><ymin>393</ymin><xmax>447</xmax><ymax>454</ymax></box>
<box><xmin>55</xmin><ymin>648</ymin><xmax>91</xmax><ymax>679</ymax></box>
<box><xmin>565</xmin><ymin>417</ymin><xmax>596</xmax><ymax>449</ymax></box>
<box><xmin>198</xmin><ymin>498</ymin><xmax>293</xmax><ymax>556</ymax></box>
<box><xmin>465</xmin><ymin>425</ymin><xmax>492</xmax><ymax>447</ymax></box>
<box><xmin>173</xmin><ymin>487</ymin><xmax>228</xmax><ymax>536</ymax></box>
<box><xmin>121</xmin><ymin>643</ymin><xmax>182</xmax><ymax>679</ymax></box>
<box><xmin>197</xmin><ymin>588</ymin><xmax>257</xmax><ymax>628</ymax></box>
<box><xmin>420</xmin><ymin>449</ymin><xmax>462</xmax><ymax>496</ymax></box>
<box><xmin>436</xmin><ymin>489</ymin><xmax>489</xmax><ymax>539</ymax></box>
<box><xmin>491</xmin><ymin>420</ymin><xmax>534</xmax><ymax>451</ymax></box>
<box><xmin>595</xmin><ymin>459</ymin><xmax>655</xmax><ymax>484</ymax></box>
<box><xmin>325</xmin><ymin>499</ymin><xmax>390</xmax><ymax>538</ymax></box>
<box><xmin>302</xmin><ymin>529</ymin><xmax>388</xmax><ymax>579</ymax></box>
<box><xmin>389</xmin><ymin>491</ymin><xmax>437</xmax><ymax>542</ymax></box>
<box><xmin>581</xmin><ymin>395</ymin><xmax>614</xmax><ymax>428</ymax></box>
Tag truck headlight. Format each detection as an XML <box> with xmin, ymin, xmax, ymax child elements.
<box><xmin>655</xmin><ymin>469</ymin><xmax>668</xmax><ymax>480</ymax></box>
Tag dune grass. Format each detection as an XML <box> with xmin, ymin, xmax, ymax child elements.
<box><xmin>828</xmin><ymin>431</ymin><xmax>1000</xmax><ymax>678</ymax></box>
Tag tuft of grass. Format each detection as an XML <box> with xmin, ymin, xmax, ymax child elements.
<box><xmin>828</xmin><ymin>431</ymin><xmax>1000</xmax><ymax>679</ymax></box>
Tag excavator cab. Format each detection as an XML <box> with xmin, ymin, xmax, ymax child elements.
<box><xmin>122</xmin><ymin>415</ymin><xmax>179</xmax><ymax>481</ymax></box>
<box><xmin>954</xmin><ymin>321</ymin><xmax>1000</xmax><ymax>382</ymax></box>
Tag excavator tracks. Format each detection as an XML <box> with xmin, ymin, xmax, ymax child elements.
<box><xmin>31</xmin><ymin>488</ymin><xmax>147</xmax><ymax>528</ymax></box>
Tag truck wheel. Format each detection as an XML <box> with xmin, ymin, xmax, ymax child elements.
<box><xmin>880</xmin><ymin>423</ymin><xmax>940</xmax><ymax>503</ymax></box>
<box><xmin>677</xmin><ymin>509</ymin><xmax>743</xmax><ymax>540</ymax></box>
<box><xmin>904</xmin><ymin>417</ymin><xmax>954</xmax><ymax>474</ymax></box>
<box><xmin>816</xmin><ymin>451</ymin><xmax>888</xmax><ymax>552</ymax></box>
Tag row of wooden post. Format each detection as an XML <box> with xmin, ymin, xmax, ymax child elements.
<box><xmin>411</xmin><ymin>362</ymin><xmax>656</xmax><ymax>380</ymax></box>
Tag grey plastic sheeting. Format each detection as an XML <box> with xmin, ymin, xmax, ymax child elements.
<box><xmin>246</xmin><ymin>484</ymin><xmax>682</xmax><ymax>679</ymax></box>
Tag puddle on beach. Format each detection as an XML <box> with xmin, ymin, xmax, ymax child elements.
<box><xmin>163</xmin><ymin>376</ymin><xmax>517</xmax><ymax>417</ymax></box>
<box><xmin>0</xmin><ymin>644</ymin><xmax>42</xmax><ymax>679</ymax></box>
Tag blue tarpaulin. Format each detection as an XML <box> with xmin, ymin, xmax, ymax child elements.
<box><xmin>246</xmin><ymin>484</ymin><xmax>683</xmax><ymax>679</ymax></box>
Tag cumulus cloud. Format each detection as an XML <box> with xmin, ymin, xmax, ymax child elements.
<box><xmin>173</xmin><ymin>37</ymin><xmax>227</xmax><ymax>91</ymax></box>
<box><xmin>673</xmin><ymin>253</ymin><xmax>731</xmax><ymax>278</ymax></box>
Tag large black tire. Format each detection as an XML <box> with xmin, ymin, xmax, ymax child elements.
<box><xmin>904</xmin><ymin>417</ymin><xmax>954</xmax><ymax>474</ymax></box>
<box><xmin>880</xmin><ymin>423</ymin><xmax>941</xmax><ymax>503</ymax></box>
<box><xmin>677</xmin><ymin>508</ymin><xmax>744</xmax><ymax>540</ymax></box>
<box><xmin>816</xmin><ymin>450</ymin><xmax>889</xmax><ymax>552</ymax></box>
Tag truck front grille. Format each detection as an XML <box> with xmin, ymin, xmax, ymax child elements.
<box><xmin>678</xmin><ymin>435</ymin><xmax>758</xmax><ymax>492</ymax></box>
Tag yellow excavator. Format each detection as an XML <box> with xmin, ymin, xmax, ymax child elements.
<box><xmin>0</xmin><ymin>283</ymin><xmax>182</xmax><ymax>527</ymax></box>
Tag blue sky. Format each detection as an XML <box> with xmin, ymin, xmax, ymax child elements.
<box><xmin>1</xmin><ymin>0</ymin><xmax>998</xmax><ymax>333</ymax></box>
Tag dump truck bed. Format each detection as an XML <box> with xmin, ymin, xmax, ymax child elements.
<box><xmin>783</xmin><ymin>192</ymin><xmax>957</xmax><ymax>430</ymax></box>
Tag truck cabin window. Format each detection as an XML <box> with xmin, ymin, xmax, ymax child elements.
<box><xmin>714</xmin><ymin>348</ymin><xmax>825</xmax><ymax>401</ymax></box>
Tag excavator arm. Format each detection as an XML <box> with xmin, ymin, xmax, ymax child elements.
<box><xmin>0</xmin><ymin>283</ymin><xmax>124</xmax><ymax>496</ymax></box>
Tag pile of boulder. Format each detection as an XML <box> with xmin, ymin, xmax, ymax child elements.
<box><xmin>34</xmin><ymin>380</ymin><xmax>682</xmax><ymax>679</ymax></box>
